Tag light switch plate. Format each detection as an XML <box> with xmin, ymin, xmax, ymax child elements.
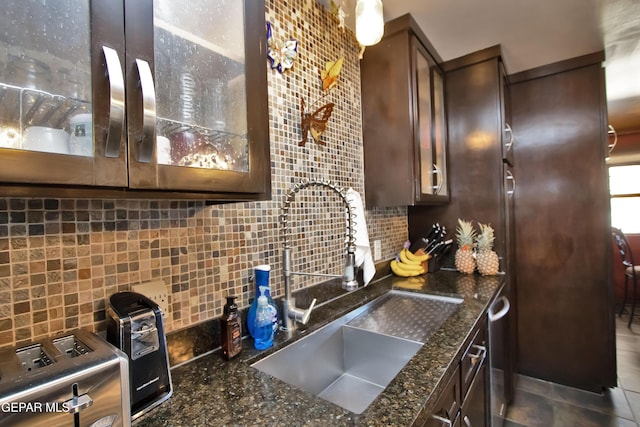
<box><xmin>373</xmin><ymin>240</ymin><xmax>382</xmax><ymax>261</ymax></box>
<box><xmin>132</xmin><ymin>280</ymin><xmax>169</xmax><ymax>317</ymax></box>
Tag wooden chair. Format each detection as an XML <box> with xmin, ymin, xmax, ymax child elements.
<box><xmin>613</xmin><ymin>227</ymin><xmax>640</xmax><ymax>327</ymax></box>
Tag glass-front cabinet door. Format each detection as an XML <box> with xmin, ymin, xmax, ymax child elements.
<box><xmin>432</xmin><ymin>66</ymin><xmax>448</xmax><ymax>197</ymax></box>
<box><xmin>413</xmin><ymin>38</ymin><xmax>448</xmax><ymax>202</ymax></box>
<box><xmin>126</xmin><ymin>0</ymin><xmax>269</xmax><ymax>195</ymax></box>
<box><xmin>415</xmin><ymin>43</ymin><xmax>434</xmax><ymax>198</ymax></box>
<box><xmin>0</xmin><ymin>0</ymin><xmax>127</xmax><ymax>187</ymax></box>
<box><xmin>0</xmin><ymin>0</ymin><xmax>269</xmax><ymax>198</ymax></box>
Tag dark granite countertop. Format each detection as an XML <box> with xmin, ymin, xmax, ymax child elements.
<box><xmin>135</xmin><ymin>270</ymin><xmax>504</xmax><ymax>427</ymax></box>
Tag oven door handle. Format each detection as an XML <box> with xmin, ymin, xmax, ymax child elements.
<box><xmin>489</xmin><ymin>295</ymin><xmax>510</xmax><ymax>322</ymax></box>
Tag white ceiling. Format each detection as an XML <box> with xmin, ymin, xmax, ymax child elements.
<box><xmin>321</xmin><ymin>0</ymin><xmax>640</xmax><ymax>134</ymax></box>
<box><xmin>381</xmin><ymin>0</ymin><xmax>604</xmax><ymax>74</ymax></box>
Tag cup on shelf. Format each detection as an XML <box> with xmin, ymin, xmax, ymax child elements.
<box><xmin>202</xmin><ymin>79</ymin><xmax>227</xmax><ymax>132</ymax></box>
<box><xmin>156</xmin><ymin>135</ymin><xmax>171</xmax><ymax>165</ymax></box>
<box><xmin>8</xmin><ymin>53</ymin><xmax>52</xmax><ymax>92</ymax></box>
<box><xmin>22</xmin><ymin>126</ymin><xmax>69</xmax><ymax>155</ymax></box>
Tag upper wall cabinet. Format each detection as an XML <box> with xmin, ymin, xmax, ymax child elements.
<box><xmin>361</xmin><ymin>14</ymin><xmax>448</xmax><ymax>208</ymax></box>
<box><xmin>0</xmin><ymin>0</ymin><xmax>270</xmax><ymax>200</ymax></box>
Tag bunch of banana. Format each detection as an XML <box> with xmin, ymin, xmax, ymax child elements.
<box><xmin>390</xmin><ymin>248</ymin><xmax>431</xmax><ymax>277</ymax></box>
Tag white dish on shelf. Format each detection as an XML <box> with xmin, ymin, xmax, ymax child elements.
<box><xmin>22</xmin><ymin>126</ymin><xmax>69</xmax><ymax>155</ymax></box>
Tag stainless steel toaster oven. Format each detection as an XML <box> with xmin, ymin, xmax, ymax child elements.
<box><xmin>0</xmin><ymin>329</ymin><xmax>130</xmax><ymax>427</ymax></box>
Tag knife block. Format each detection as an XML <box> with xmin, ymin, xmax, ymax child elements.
<box><xmin>427</xmin><ymin>257</ymin><xmax>442</xmax><ymax>273</ymax></box>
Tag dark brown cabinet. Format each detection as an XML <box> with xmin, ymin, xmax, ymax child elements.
<box><xmin>424</xmin><ymin>320</ymin><xmax>488</xmax><ymax>427</ymax></box>
<box><xmin>0</xmin><ymin>0</ymin><xmax>270</xmax><ymax>200</ymax></box>
<box><xmin>408</xmin><ymin>47</ymin><xmax>511</xmax><ymax>275</ymax></box>
<box><xmin>361</xmin><ymin>14</ymin><xmax>448</xmax><ymax>208</ymax></box>
<box><xmin>461</xmin><ymin>364</ymin><xmax>487</xmax><ymax>427</ymax></box>
<box><xmin>424</xmin><ymin>366</ymin><xmax>461</xmax><ymax>427</ymax></box>
<box><xmin>510</xmin><ymin>52</ymin><xmax>616</xmax><ymax>391</ymax></box>
<box><xmin>460</xmin><ymin>321</ymin><xmax>488</xmax><ymax>427</ymax></box>
<box><xmin>408</xmin><ymin>46</ymin><xmax>516</xmax><ymax>416</ymax></box>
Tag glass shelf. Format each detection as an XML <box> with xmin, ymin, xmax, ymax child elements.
<box><xmin>0</xmin><ymin>83</ymin><xmax>91</xmax><ymax>155</ymax></box>
<box><xmin>157</xmin><ymin>117</ymin><xmax>248</xmax><ymax>171</ymax></box>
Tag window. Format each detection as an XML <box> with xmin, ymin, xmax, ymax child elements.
<box><xmin>609</xmin><ymin>165</ymin><xmax>640</xmax><ymax>234</ymax></box>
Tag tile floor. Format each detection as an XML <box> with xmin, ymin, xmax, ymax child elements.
<box><xmin>504</xmin><ymin>316</ymin><xmax>640</xmax><ymax>426</ymax></box>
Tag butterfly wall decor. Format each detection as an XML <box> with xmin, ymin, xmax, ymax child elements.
<box><xmin>299</xmin><ymin>97</ymin><xmax>334</xmax><ymax>146</ymax></box>
<box><xmin>266</xmin><ymin>21</ymin><xmax>297</xmax><ymax>73</ymax></box>
<box><xmin>320</xmin><ymin>58</ymin><xmax>344</xmax><ymax>91</ymax></box>
<box><xmin>298</xmin><ymin>58</ymin><xmax>343</xmax><ymax>146</ymax></box>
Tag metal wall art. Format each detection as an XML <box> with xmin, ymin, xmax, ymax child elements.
<box><xmin>299</xmin><ymin>58</ymin><xmax>343</xmax><ymax>146</ymax></box>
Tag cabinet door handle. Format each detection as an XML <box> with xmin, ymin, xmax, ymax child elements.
<box><xmin>463</xmin><ymin>415</ymin><xmax>473</xmax><ymax>427</ymax></box>
<box><xmin>101</xmin><ymin>46</ymin><xmax>125</xmax><ymax>158</ymax></box>
<box><xmin>469</xmin><ymin>344</ymin><xmax>486</xmax><ymax>367</ymax></box>
<box><xmin>432</xmin><ymin>164</ymin><xmax>444</xmax><ymax>195</ymax></box>
<box><xmin>607</xmin><ymin>124</ymin><xmax>617</xmax><ymax>156</ymax></box>
<box><xmin>504</xmin><ymin>123</ymin><xmax>514</xmax><ymax>151</ymax></box>
<box><xmin>431</xmin><ymin>414</ymin><xmax>453</xmax><ymax>426</ymax></box>
<box><xmin>134</xmin><ymin>58</ymin><xmax>156</xmax><ymax>163</ymax></box>
<box><xmin>505</xmin><ymin>170</ymin><xmax>516</xmax><ymax>196</ymax></box>
<box><xmin>489</xmin><ymin>295</ymin><xmax>510</xmax><ymax>322</ymax></box>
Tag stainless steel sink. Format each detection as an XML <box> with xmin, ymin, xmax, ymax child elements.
<box><xmin>252</xmin><ymin>290</ymin><xmax>462</xmax><ymax>414</ymax></box>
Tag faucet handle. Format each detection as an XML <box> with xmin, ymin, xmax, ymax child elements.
<box><xmin>286</xmin><ymin>298</ymin><xmax>317</xmax><ymax>327</ymax></box>
<box><xmin>300</xmin><ymin>298</ymin><xmax>317</xmax><ymax>325</ymax></box>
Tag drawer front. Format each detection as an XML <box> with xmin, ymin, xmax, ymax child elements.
<box><xmin>461</xmin><ymin>363</ymin><xmax>488</xmax><ymax>427</ymax></box>
<box><xmin>424</xmin><ymin>364</ymin><xmax>461</xmax><ymax>427</ymax></box>
<box><xmin>461</xmin><ymin>323</ymin><xmax>487</xmax><ymax>399</ymax></box>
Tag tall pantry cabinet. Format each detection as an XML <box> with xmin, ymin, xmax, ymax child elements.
<box><xmin>408</xmin><ymin>47</ymin><xmax>512</xmax><ymax>281</ymax></box>
<box><xmin>407</xmin><ymin>46</ymin><xmax>517</xmax><ymax>407</ymax></box>
<box><xmin>509</xmin><ymin>52</ymin><xmax>616</xmax><ymax>391</ymax></box>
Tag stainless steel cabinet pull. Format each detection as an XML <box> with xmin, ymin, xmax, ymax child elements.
<box><xmin>431</xmin><ymin>414</ymin><xmax>453</xmax><ymax>426</ymax></box>
<box><xmin>506</xmin><ymin>170</ymin><xmax>516</xmax><ymax>196</ymax></box>
<box><xmin>63</xmin><ymin>393</ymin><xmax>94</xmax><ymax>414</ymax></box>
<box><xmin>489</xmin><ymin>295</ymin><xmax>510</xmax><ymax>322</ymax></box>
<box><xmin>134</xmin><ymin>58</ymin><xmax>156</xmax><ymax>163</ymax></box>
<box><xmin>463</xmin><ymin>415</ymin><xmax>473</xmax><ymax>427</ymax></box>
<box><xmin>607</xmin><ymin>124</ymin><xmax>617</xmax><ymax>155</ymax></box>
<box><xmin>469</xmin><ymin>344</ymin><xmax>486</xmax><ymax>366</ymax></box>
<box><xmin>504</xmin><ymin>123</ymin><xmax>514</xmax><ymax>151</ymax></box>
<box><xmin>102</xmin><ymin>46</ymin><xmax>125</xmax><ymax>158</ymax></box>
<box><xmin>432</xmin><ymin>164</ymin><xmax>444</xmax><ymax>194</ymax></box>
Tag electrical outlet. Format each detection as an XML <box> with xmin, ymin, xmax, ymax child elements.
<box><xmin>132</xmin><ymin>280</ymin><xmax>170</xmax><ymax>316</ymax></box>
<box><xmin>373</xmin><ymin>240</ymin><xmax>382</xmax><ymax>261</ymax></box>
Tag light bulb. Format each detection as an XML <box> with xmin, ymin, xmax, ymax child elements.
<box><xmin>355</xmin><ymin>0</ymin><xmax>384</xmax><ymax>46</ymax></box>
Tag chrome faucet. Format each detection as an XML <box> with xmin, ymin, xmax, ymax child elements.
<box><xmin>280</xmin><ymin>179</ymin><xmax>358</xmax><ymax>332</ymax></box>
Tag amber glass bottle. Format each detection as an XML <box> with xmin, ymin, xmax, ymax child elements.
<box><xmin>221</xmin><ymin>296</ymin><xmax>242</xmax><ymax>360</ymax></box>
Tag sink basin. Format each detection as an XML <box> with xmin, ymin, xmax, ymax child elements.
<box><xmin>252</xmin><ymin>290</ymin><xmax>462</xmax><ymax>413</ymax></box>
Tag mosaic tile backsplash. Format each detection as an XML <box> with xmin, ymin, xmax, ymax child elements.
<box><xmin>0</xmin><ymin>0</ymin><xmax>407</xmax><ymax>349</ymax></box>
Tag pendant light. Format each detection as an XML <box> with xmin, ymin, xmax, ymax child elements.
<box><xmin>355</xmin><ymin>0</ymin><xmax>384</xmax><ymax>46</ymax></box>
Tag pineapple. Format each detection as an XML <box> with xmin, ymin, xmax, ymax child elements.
<box><xmin>476</xmin><ymin>223</ymin><xmax>500</xmax><ymax>275</ymax></box>
<box><xmin>455</xmin><ymin>219</ymin><xmax>476</xmax><ymax>274</ymax></box>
